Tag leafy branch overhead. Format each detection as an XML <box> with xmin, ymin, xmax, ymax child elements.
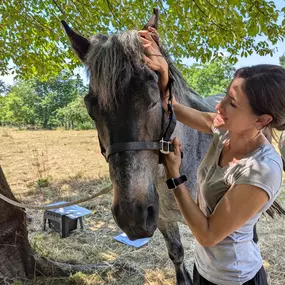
<box><xmin>1</xmin><ymin>0</ymin><xmax>285</xmax><ymax>78</ymax></box>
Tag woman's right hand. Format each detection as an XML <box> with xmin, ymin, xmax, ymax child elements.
<box><xmin>138</xmin><ymin>27</ymin><xmax>169</xmax><ymax>93</ymax></box>
<box><xmin>162</xmin><ymin>137</ymin><xmax>182</xmax><ymax>179</ymax></box>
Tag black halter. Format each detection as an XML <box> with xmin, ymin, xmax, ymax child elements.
<box><xmin>99</xmin><ymin>79</ymin><xmax>176</xmax><ymax>164</ymax></box>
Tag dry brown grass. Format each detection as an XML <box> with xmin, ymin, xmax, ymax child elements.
<box><xmin>0</xmin><ymin>127</ymin><xmax>284</xmax><ymax>285</ymax></box>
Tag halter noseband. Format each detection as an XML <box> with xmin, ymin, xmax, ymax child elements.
<box><xmin>99</xmin><ymin>79</ymin><xmax>176</xmax><ymax>164</ymax></box>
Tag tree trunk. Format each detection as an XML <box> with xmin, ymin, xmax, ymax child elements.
<box><xmin>0</xmin><ymin>166</ymin><xmax>35</xmax><ymax>280</ymax></box>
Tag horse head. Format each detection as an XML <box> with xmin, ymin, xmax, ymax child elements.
<box><xmin>62</xmin><ymin>9</ymin><xmax>169</xmax><ymax>239</ymax></box>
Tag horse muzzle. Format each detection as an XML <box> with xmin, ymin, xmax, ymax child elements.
<box><xmin>111</xmin><ymin>184</ymin><xmax>159</xmax><ymax>239</ymax></box>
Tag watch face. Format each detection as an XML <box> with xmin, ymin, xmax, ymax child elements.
<box><xmin>166</xmin><ymin>178</ymin><xmax>176</xmax><ymax>189</ymax></box>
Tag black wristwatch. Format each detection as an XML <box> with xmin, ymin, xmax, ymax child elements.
<box><xmin>166</xmin><ymin>175</ymin><xmax>187</xmax><ymax>189</ymax></box>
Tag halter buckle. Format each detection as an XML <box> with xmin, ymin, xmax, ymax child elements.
<box><xmin>160</xmin><ymin>139</ymin><xmax>171</xmax><ymax>154</ymax></box>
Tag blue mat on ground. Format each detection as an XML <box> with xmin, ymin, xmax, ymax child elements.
<box><xmin>113</xmin><ymin>232</ymin><xmax>150</xmax><ymax>248</ymax></box>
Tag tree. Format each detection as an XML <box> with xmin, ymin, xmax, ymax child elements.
<box><xmin>0</xmin><ymin>80</ymin><xmax>38</xmax><ymax>126</ymax></box>
<box><xmin>182</xmin><ymin>58</ymin><xmax>235</xmax><ymax>98</ymax></box>
<box><xmin>56</xmin><ymin>95</ymin><xmax>94</xmax><ymax>130</ymax></box>
<box><xmin>33</xmin><ymin>75</ymin><xmax>87</xmax><ymax>128</ymax></box>
<box><xmin>1</xmin><ymin>1</ymin><xmax>285</xmax><ymax>79</ymax></box>
<box><xmin>0</xmin><ymin>75</ymin><xmax>88</xmax><ymax>128</ymax></box>
<box><xmin>280</xmin><ymin>53</ymin><xmax>285</xmax><ymax>68</ymax></box>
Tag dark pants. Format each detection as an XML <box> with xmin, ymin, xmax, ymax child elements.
<box><xmin>193</xmin><ymin>264</ymin><xmax>268</xmax><ymax>285</ymax></box>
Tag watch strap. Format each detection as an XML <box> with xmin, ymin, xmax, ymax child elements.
<box><xmin>166</xmin><ymin>175</ymin><xmax>187</xmax><ymax>189</ymax></box>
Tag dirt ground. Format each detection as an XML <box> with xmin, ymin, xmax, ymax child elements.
<box><xmin>0</xmin><ymin>127</ymin><xmax>284</xmax><ymax>285</ymax></box>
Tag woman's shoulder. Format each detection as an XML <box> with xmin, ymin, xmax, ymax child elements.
<box><xmin>232</xmin><ymin>144</ymin><xmax>283</xmax><ymax>201</ymax></box>
<box><xmin>239</xmin><ymin>144</ymin><xmax>283</xmax><ymax>179</ymax></box>
<box><xmin>253</xmin><ymin>143</ymin><xmax>282</xmax><ymax>168</ymax></box>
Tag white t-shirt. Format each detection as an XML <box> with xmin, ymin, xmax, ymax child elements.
<box><xmin>195</xmin><ymin>127</ymin><xmax>282</xmax><ymax>285</ymax></box>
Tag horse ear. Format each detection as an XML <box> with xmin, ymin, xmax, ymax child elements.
<box><xmin>61</xmin><ymin>20</ymin><xmax>90</xmax><ymax>62</ymax></box>
<box><xmin>143</xmin><ymin>8</ymin><xmax>159</xmax><ymax>30</ymax></box>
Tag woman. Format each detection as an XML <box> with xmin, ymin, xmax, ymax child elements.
<box><xmin>139</xmin><ymin>27</ymin><xmax>284</xmax><ymax>285</ymax></box>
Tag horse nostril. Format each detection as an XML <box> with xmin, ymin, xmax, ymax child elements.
<box><xmin>146</xmin><ymin>205</ymin><xmax>155</xmax><ymax>228</ymax></box>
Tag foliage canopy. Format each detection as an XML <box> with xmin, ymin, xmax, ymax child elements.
<box><xmin>1</xmin><ymin>0</ymin><xmax>285</xmax><ymax>79</ymax></box>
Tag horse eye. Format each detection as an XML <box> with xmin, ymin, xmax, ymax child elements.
<box><xmin>149</xmin><ymin>101</ymin><xmax>159</xmax><ymax>109</ymax></box>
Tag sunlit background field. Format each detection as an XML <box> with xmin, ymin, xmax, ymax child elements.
<box><xmin>1</xmin><ymin>127</ymin><xmax>284</xmax><ymax>285</ymax></box>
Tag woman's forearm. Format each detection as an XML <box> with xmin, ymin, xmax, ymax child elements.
<box><xmin>172</xmin><ymin>183</ymin><xmax>214</xmax><ymax>246</ymax></box>
<box><xmin>173</xmin><ymin>103</ymin><xmax>215</xmax><ymax>134</ymax></box>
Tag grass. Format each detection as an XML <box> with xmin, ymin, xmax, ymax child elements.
<box><xmin>1</xmin><ymin>127</ymin><xmax>285</xmax><ymax>285</ymax></box>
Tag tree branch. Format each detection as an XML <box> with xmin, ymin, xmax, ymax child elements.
<box><xmin>52</xmin><ymin>0</ymin><xmax>65</xmax><ymax>15</ymax></box>
<box><xmin>192</xmin><ymin>0</ymin><xmax>229</xmax><ymax>32</ymax></box>
<box><xmin>249</xmin><ymin>0</ymin><xmax>267</xmax><ymax>17</ymax></box>
<box><xmin>106</xmin><ymin>0</ymin><xmax>124</xmax><ymax>28</ymax></box>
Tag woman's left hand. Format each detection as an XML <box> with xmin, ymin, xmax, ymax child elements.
<box><xmin>163</xmin><ymin>137</ymin><xmax>182</xmax><ymax>179</ymax></box>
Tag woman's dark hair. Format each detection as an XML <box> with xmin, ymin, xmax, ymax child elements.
<box><xmin>234</xmin><ymin>64</ymin><xmax>285</xmax><ymax>141</ymax></box>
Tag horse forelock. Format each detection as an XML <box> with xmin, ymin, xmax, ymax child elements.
<box><xmin>86</xmin><ymin>30</ymin><xmax>145</xmax><ymax>109</ymax></box>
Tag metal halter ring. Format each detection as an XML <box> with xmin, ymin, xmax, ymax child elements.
<box><xmin>160</xmin><ymin>138</ymin><xmax>172</xmax><ymax>154</ymax></box>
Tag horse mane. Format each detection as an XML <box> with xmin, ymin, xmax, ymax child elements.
<box><xmin>86</xmin><ymin>31</ymin><xmax>145</xmax><ymax>108</ymax></box>
<box><xmin>86</xmin><ymin>30</ymin><xmax>213</xmax><ymax>112</ymax></box>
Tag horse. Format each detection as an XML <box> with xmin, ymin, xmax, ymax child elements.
<box><xmin>62</xmin><ymin>9</ymin><xmax>284</xmax><ymax>285</ymax></box>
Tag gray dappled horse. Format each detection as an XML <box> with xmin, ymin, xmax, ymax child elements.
<box><xmin>62</xmin><ymin>10</ymin><xmax>283</xmax><ymax>285</ymax></box>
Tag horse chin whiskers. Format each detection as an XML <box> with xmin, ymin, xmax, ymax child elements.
<box><xmin>126</xmin><ymin>227</ymin><xmax>155</xmax><ymax>240</ymax></box>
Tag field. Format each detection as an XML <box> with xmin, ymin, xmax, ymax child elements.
<box><xmin>0</xmin><ymin>127</ymin><xmax>285</xmax><ymax>285</ymax></box>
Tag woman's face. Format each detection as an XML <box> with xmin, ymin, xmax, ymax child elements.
<box><xmin>214</xmin><ymin>77</ymin><xmax>259</xmax><ymax>133</ymax></box>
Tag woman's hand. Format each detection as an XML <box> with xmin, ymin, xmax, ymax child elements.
<box><xmin>163</xmin><ymin>137</ymin><xmax>182</xmax><ymax>179</ymax></box>
<box><xmin>138</xmin><ymin>27</ymin><xmax>169</xmax><ymax>93</ymax></box>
